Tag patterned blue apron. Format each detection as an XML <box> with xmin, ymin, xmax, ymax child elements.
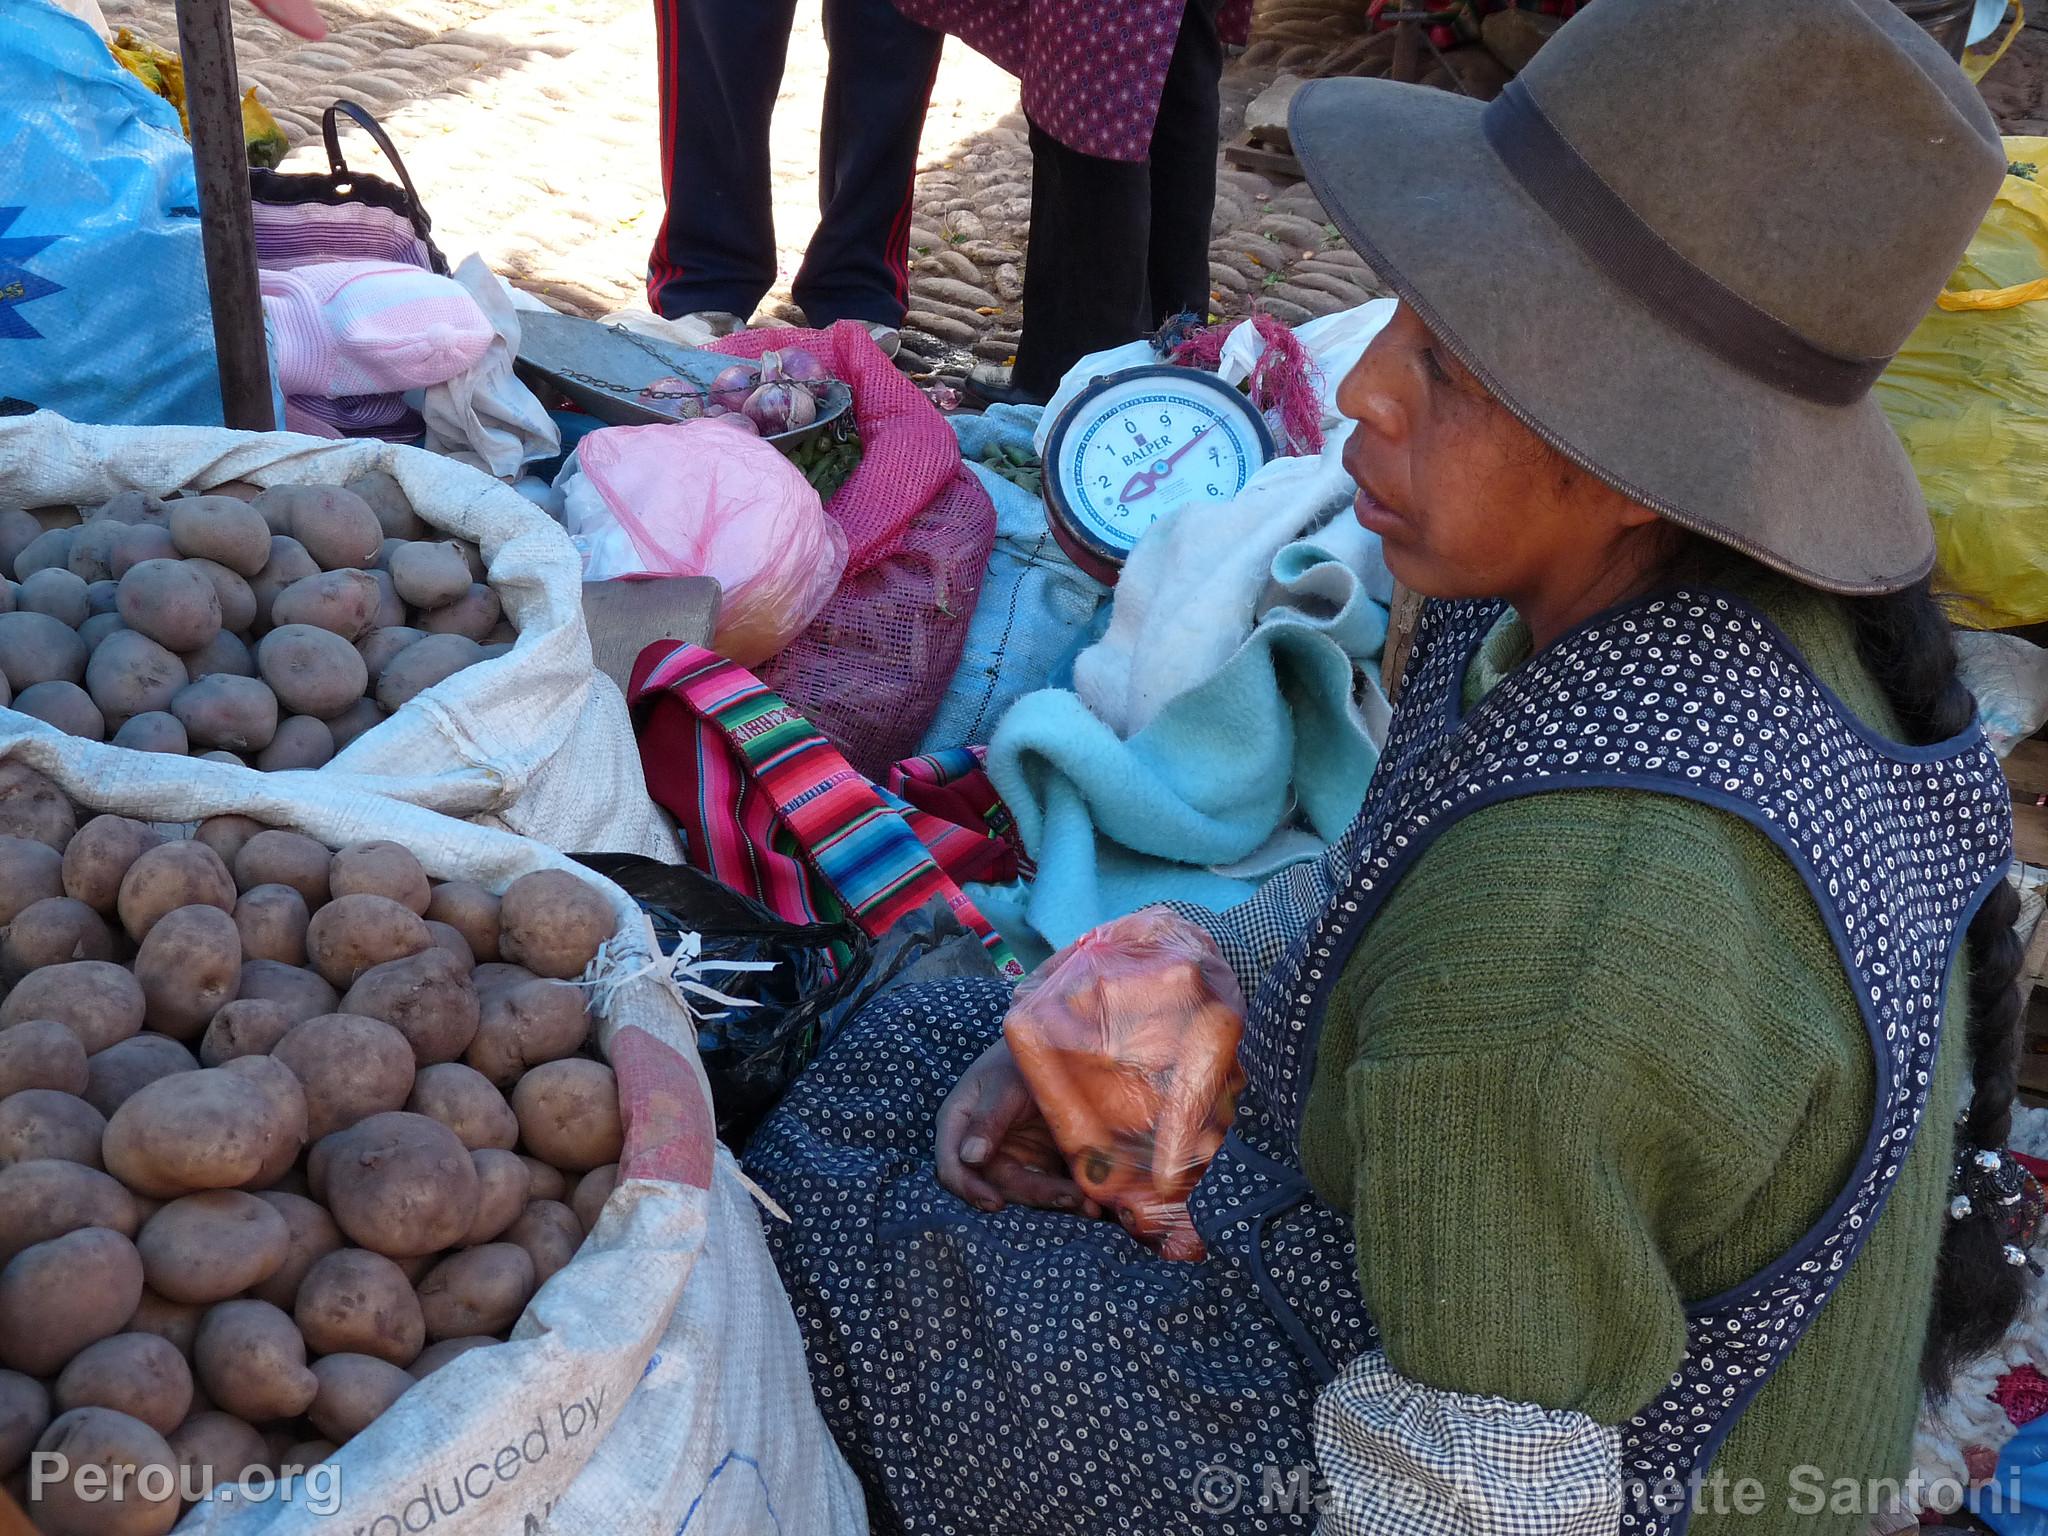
<box><xmin>745</xmin><ymin>588</ymin><xmax>2013</xmax><ymax>1536</ymax></box>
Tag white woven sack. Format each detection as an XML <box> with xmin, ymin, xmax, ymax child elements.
<box><xmin>0</xmin><ymin>412</ymin><xmax>680</xmax><ymax>859</ymax></box>
<box><xmin>0</xmin><ymin>726</ymin><xmax>862</xmax><ymax>1536</ymax></box>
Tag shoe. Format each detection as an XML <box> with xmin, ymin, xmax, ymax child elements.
<box><xmin>966</xmin><ymin>363</ymin><xmax>1048</xmax><ymax>408</ymax></box>
<box><xmin>674</xmin><ymin>310</ymin><xmax>745</xmax><ymax>342</ymax></box>
<box><xmin>607</xmin><ymin>308</ymin><xmax>744</xmax><ymax>348</ymax></box>
<box><xmin>863</xmin><ymin>322</ymin><xmax>901</xmax><ymax>359</ymax></box>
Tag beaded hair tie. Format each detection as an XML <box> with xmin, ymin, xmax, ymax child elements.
<box><xmin>1951</xmin><ymin>1144</ymin><xmax>2047</xmax><ymax>1274</ymax></box>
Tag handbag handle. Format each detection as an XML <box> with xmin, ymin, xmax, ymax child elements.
<box><xmin>321</xmin><ymin>100</ymin><xmax>435</xmax><ymax>240</ymax></box>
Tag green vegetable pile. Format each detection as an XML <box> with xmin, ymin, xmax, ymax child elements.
<box><xmin>977</xmin><ymin>442</ymin><xmax>1043</xmax><ymax>497</ymax></box>
<box><xmin>786</xmin><ymin>423</ymin><xmax>863</xmax><ymax>503</ymax></box>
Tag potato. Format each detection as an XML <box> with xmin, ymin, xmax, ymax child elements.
<box><xmin>29</xmin><ymin>1406</ymin><xmax>179</xmax><ymax>1536</ymax></box>
<box><xmin>0</xmin><ymin>762</ymin><xmax>73</xmax><ymax>851</ymax></box>
<box><xmin>65</xmin><ymin>523</ymin><xmax>125</xmax><ymax>586</ymax></box>
<box><xmin>2</xmin><ymin>895</ymin><xmax>115</xmax><ymax>974</ymax></box>
<box><xmin>405</xmin><ymin>1062</ymin><xmax>516</xmax><ymax>1151</ymax></box>
<box><xmin>305</xmin><ymin>893</ymin><xmax>432</xmax><ymax>990</ymax></box>
<box><xmin>192</xmin><ymin>1299</ymin><xmax>317</xmax><ymax>1421</ymax></box>
<box><xmin>84</xmin><ymin>493</ymin><xmax>161</xmax><ymax>528</ymax></box>
<box><xmin>340</xmin><ymin>949</ymin><xmax>477</xmax><ymax>1066</ymax></box>
<box><xmin>498</xmin><ymin>870</ymin><xmax>614</xmax><ymax>980</ymax></box>
<box><xmin>0</xmin><ymin>1160</ymin><xmax>138</xmax><ymax>1265</ymax></box>
<box><xmin>109</xmin><ymin>523</ymin><xmax>178</xmax><ymax>580</ymax></box>
<box><xmin>0</xmin><ymin>509</ymin><xmax>42</xmax><ymax>571</ymax></box>
<box><xmin>121</xmin><ymin>1292</ymin><xmax>200</xmax><ymax>1359</ymax></box>
<box><xmin>0</xmin><ymin>834</ymin><xmax>63</xmax><ymax>924</ymax></box>
<box><xmin>416</xmin><ymin>1243</ymin><xmax>535</xmax><ymax>1341</ymax></box>
<box><xmin>353</xmin><ymin>626</ymin><xmax>422</xmax><ymax>685</ymax></box>
<box><xmin>116</xmin><ymin>559</ymin><xmax>222</xmax><ymax>654</ymax></box>
<box><xmin>117</xmin><ymin>841</ymin><xmax>234</xmax><ymax>944</ymax></box>
<box><xmin>323</xmin><ymin>1111</ymin><xmax>480</xmax><ymax>1257</ymax></box>
<box><xmin>233</xmin><ymin>831</ymin><xmax>330</xmax><ymax>907</ymax></box>
<box><xmin>345</xmin><ymin>472</ymin><xmax>427</xmax><ymax>541</ymax></box>
<box><xmin>0</xmin><ymin>1370</ymin><xmax>47</xmax><ymax>1478</ymax></box>
<box><xmin>0</xmin><ymin>1228</ymin><xmax>145</xmax><ymax>1374</ymax></box>
<box><xmin>218</xmin><ymin>1054</ymin><xmax>309</xmax><ymax>1188</ymax></box>
<box><xmin>374</xmin><ymin>538</ymin><xmax>403</xmax><ymax>571</ymax></box>
<box><xmin>193</xmin><ymin>815</ymin><xmax>263</xmax><ymax>868</ymax></box>
<box><xmin>257</xmin><ymin>716</ymin><xmax>336</xmax><ymax>772</ymax></box>
<box><xmin>425</xmin><ymin>881</ymin><xmax>500</xmax><ymax>965</ymax></box>
<box><xmin>368</xmin><ymin>569</ymin><xmax>407</xmax><ymax>630</ymax></box>
<box><xmin>182</xmin><ymin>629</ymin><xmax>255</xmax><ymax>682</ymax></box>
<box><xmin>329</xmin><ymin>842</ymin><xmax>430</xmax><ymax>916</ymax></box>
<box><xmin>63</xmin><ymin>817</ymin><xmax>165</xmax><ymax>917</ymax></box>
<box><xmin>408</xmin><ymin>1336</ymin><xmax>493</xmax><ymax>1380</ymax></box>
<box><xmin>388</xmin><ymin>542</ymin><xmax>472</xmax><ymax>612</ymax></box>
<box><xmin>269</xmin><ymin>570</ymin><xmax>380</xmax><ymax>640</ymax></box>
<box><xmin>230</xmin><ymin>885</ymin><xmax>310</xmax><ymax>968</ymax></box>
<box><xmin>170</xmin><ymin>674</ymin><xmax>278</xmax><ymax>754</ymax></box>
<box><xmin>479</xmin><ymin>641</ymin><xmax>513</xmax><ymax>662</ymax></box>
<box><xmin>134</xmin><ymin>905</ymin><xmax>242</xmax><ymax>1039</ymax></box>
<box><xmin>19</xmin><ymin>568</ymin><xmax>89</xmax><ymax>627</ymax></box>
<box><xmin>425</xmin><ymin>921</ymin><xmax>475</xmax><ymax>972</ymax></box>
<box><xmin>267</xmin><ymin>488</ymin><xmax>382</xmax><ymax>573</ymax></box>
<box><xmin>109</xmin><ymin>713</ymin><xmax>187</xmax><ymax>755</ymax></box>
<box><xmin>293</xmin><ymin>1248</ymin><xmax>425</xmax><ymax>1365</ymax></box>
<box><xmin>83</xmin><ymin>579</ymin><xmax>119</xmax><ymax>617</ymax></box>
<box><xmin>13</xmin><ymin>682</ymin><xmax>104</xmax><ymax>740</ymax></box>
<box><xmin>570</xmin><ymin>1163</ymin><xmax>620</xmax><ymax>1235</ymax></box>
<box><xmin>200</xmin><ymin>1002</ymin><xmax>291</xmax><ymax>1068</ymax></box>
<box><xmin>462</xmin><ymin>1149</ymin><xmax>530</xmax><ymax>1245</ymax></box>
<box><xmin>256</xmin><ymin>625</ymin><xmax>367</xmax><ymax>721</ymax></box>
<box><xmin>166</xmin><ymin>1411</ymin><xmax>270</xmax><ymax>1498</ymax></box>
<box><xmin>247</xmin><ymin>1193</ymin><xmax>342</xmax><ymax>1311</ymax></box>
<box><xmin>13</xmin><ymin>527</ymin><xmax>74</xmax><ymax>581</ymax></box>
<box><xmin>169</xmin><ymin>498</ymin><xmax>270</xmax><ymax>577</ymax></box>
<box><xmin>74</xmin><ymin>614</ymin><xmax>121</xmax><ymax>653</ymax></box>
<box><xmin>187</xmin><ymin>558</ymin><xmax>259</xmax><ymax>634</ymax></box>
<box><xmin>376</xmin><ymin>633</ymin><xmax>482</xmax><ymax>712</ymax></box>
<box><xmin>4</xmin><ymin>962</ymin><xmax>145</xmax><ymax>1053</ymax></box>
<box><xmin>0</xmin><ymin>1088</ymin><xmax>104</xmax><ymax>1169</ymax></box>
<box><xmin>520</xmin><ymin>1157</ymin><xmax>565</xmax><ymax>1203</ymax></box>
<box><xmin>102</xmin><ymin>1066</ymin><xmax>288</xmax><ymax>1197</ymax></box>
<box><xmin>246</xmin><ymin>533</ymin><xmax>320</xmax><ymax>617</ymax></box>
<box><xmin>465</xmin><ymin>976</ymin><xmax>592</xmax><ymax>1087</ymax></box>
<box><xmin>504</xmin><ymin>1201</ymin><xmax>580</xmax><ymax>1288</ymax></box>
<box><xmin>54</xmin><ymin>1334</ymin><xmax>192</xmax><ymax>1435</ymax></box>
<box><xmin>0</xmin><ymin>1019</ymin><xmax>89</xmax><ymax>1098</ymax></box>
<box><xmin>0</xmin><ymin>610</ymin><xmax>88</xmax><ymax>690</ymax></box>
<box><xmin>137</xmin><ymin>1191</ymin><xmax>290</xmax><ymax>1304</ymax></box>
<box><xmin>326</xmin><ymin>698</ymin><xmax>385</xmax><ymax>752</ymax></box>
<box><xmin>236</xmin><ymin>959</ymin><xmax>338</xmax><ymax>1026</ymax></box>
<box><xmin>81</xmin><ymin>1036</ymin><xmax>197</xmax><ymax>1119</ymax></box>
<box><xmin>416</xmin><ymin>583</ymin><xmax>502</xmax><ymax>643</ymax></box>
<box><xmin>279</xmin><ymin>1437</ymin><xmax>336</xmax><ymax>1471</ymax></box>
<box><xmin>511</xmin><ymin>1060</ymin><xmax>620</xmax><ymax>1175</ymax></box>
<box><xmin>272</xmin><ymin>1014</ymin><xmax>414</xmax><ymax>1140</ymax></box>
<box><xmin>307</xmin><ymin>1353</ymin><xmax>412</xmax><ymax>1443</ymax></box>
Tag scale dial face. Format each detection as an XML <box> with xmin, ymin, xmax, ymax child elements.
<box><xmin>1045</xmin><ymin>366</ymin><xmax>1277</xmax><ymax>570</ymax></box>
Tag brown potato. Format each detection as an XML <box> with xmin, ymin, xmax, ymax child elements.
<box><xmin>425</xmin><ymin>922</ymin><xmax>475</xmax><ymax>972</ymax></box>
<box><xmin>340</xmin><ymin>948</ymin><xmax>478</xmax><ymax>1066</ymax></box>
<box><xmin>102</xmin><ymin>1066</ymin><xmax>286</xmax><ymax>1197</ymax></box>
<box><xmin>187</xmin><ymin>557</ymin><xmax>259</xmax><ymax>633</ymax></box>
<box><xmin>137</xmin><ymin>1191</ymin><xmax>290</xmax><ymax>1305</ymax></box>
<box><xmin>231</xmin><ymin>886</ymin><xmax>310</xmax><ymax>967</ymax></box>
<box><xmin>0</xmin><ymin>611</ymin><xmax>87</xmax><ymax>693</ymax></box>
<box><xmin>0</xmin><ymin>1228</ymin><xmax>145</xmax><ymax>1375</ymax></box>
<box><xmin>279</xmin><ymin>1436</ymin><xmax>336</xmax><ymax>1471</ymax></box>
<box><xmin>81</xmin><ymin>1036</ymin><xmax>198</xmax><ymax>1118</ymax></box>
<box><xmin>133</xmin><ymin>904</ymin><xmax>242</xmax><ymax>1039</ymax></box>
<box><xmin>12</xmin><ymin>681</ymin><xmax>103</xmax><ymax>740</ymax></box>
<box><xmin>236</xmin><ymin>959</ymin><xmax>338</xmax><ymax>1027</ymax></box>
<box><xmin>11</xmin><ymin>527</ymin><xmax>72</xmax><ymax>581</ymax></box>
<box><xmin>181</xmin><ymin>629</ymin><xmax>254</xmax><ymax>682</ymax></box>
<box><xmin>217</xmin><ymin>1054</ymin><xmax>308</xmax><ymax>1188</ymax></box>
<box><xmin>325</xmin><ymin>697</ymin><xmax>386</xmax><ymax>753</ymax></box>
<box><xmin>269</xmin><ymin>570</ymin><xmax>380</xmax><ymax>640</ymax></box>
<box><xmin>305</xmin><ymin>893</ymin><xmax>432</xmax><ymax>990</ymax></box>
<box><xmin>2</xmin><ymin>896</ymin><xmax>114</xmax><ymax>975</ymax></box>
<box><xmin>199</xmin><ymin>999</ymin><xmax>294</xmax><ymax>1065</ymax></box>
<box><xmin>1</xmin><ymin>961</ymin><xmax>145</xmax><ymax>1052</ymax></box>
<box><xmin>62</xmin><ymin>817</ymin><xmax>165</xmax><ymax>918</ymax></box>
<box><xmin>29</xmin><ymin>1406</ymin><xmax>179</xmax><ymax>1536</ymax></box>
<box><xmin>416</xmin><ymin>583</ymin><xmax>501</xmax><ymax>643</ymax></box>
<box><xmin>169</xmin><ymin>498</ymin><xmax>271</xmax><ymax>578</ymax></box>
<box><xmin>503</xmin><ymin>1201</ymin><xmax>581</xmax><ymax>1288</ymax></box>
<box><xmin>166</xmin><ymin>1411</ymin><xmax>270</xmax><ymax>1499</ymax></box>
<box><xmin>416</xmin><ymin>1243</ymin><xmax>535</xmax><ymax>1342</ymax></box>
<box><xmin>407</xmin><ymin>1336</ymin><xmax>493</xmax><ymax>1381</ymax></box>
<box><xmin>368</xmin><ymin>570</ymin><xmax>407</xmax><ymax>630</ymax></box>
<box><xmin>269</xmin><ymin>488</ymin><xmax>382</xmax><ymax>573</ymax></box>
<box><xmin>192</xmin><ymin>815</ymin><xmax>263</xmax><ymax>868</ymax></box>
<box><xmin>256</xmin><ymin>625</ymin><xmax>367</xmax><ymax>721</ymax></box>
<box><xmin>121</xmin><ymin>1292</ymin><xmax>201</xmax><ymax>1359</ymax></box>
<box><xmin>0</xmin><ymin>763</ymin><xmax>74</xmax><ymax>851</ymax></box>
<box><xmin>388</xmin><ymin>542</ymin><xmax>472</xmax><ymax>612</ymax></box>
<box><xmin>0</xmin><ymin>508</ymin><xmax>40</xmax><ymax>570</ymax></box>
<box><xmin>256</xmin><ymin>717</ymin><xmax>336</xmax><ymax>772</ymax></box>
<box><xmin>353</xmin><ymin>626</ymin><xmax>423</xmax><ymax>686</ymax></box>
<box><xmin>0</xmin><ymin>1160</ymin><xmax>138</xmax><ymax>1265</ymax></box>
<box><xmin>520</xmin><ymin>1157</ymin><xmax>566</xmax><ymax>1203</ymax></box>
<box><xmin>117</xmin><ymin>841</ymin><xmax>235</xmax><ymax>943</ymax></box>
<box><xmin>19</xmin><ymin>568</ymin><xmax>89</xmax><ymax>628</ymax></box>
<box><xmin>345</xmin><ymin>472</ymin><xmax>427</xmax><ymax>541</ymax></box>
<box><xmin>376</xmin><ymin>633</ymin><xmax>482</xmax><ymax>712</ymax></box>
<box><xmin>192</xmin><ymin>1299</ymin><xmax>317</xmax><ymax>1422</ymax></box>
<box><xmin>82</xmin><ymin>579</ymin><xmax>119</xmax><ymax>617</ymax></box>
<box><xmin>116</xmin><ymin>559</ymin><xmax>222</xmax><ymax>654</ymax></box>
<box><xmin>247</xmin><ymin>535</ymin><xmax>320</xmax><ymax>622</ymax></box>
<box><xmin>233</xmin><ymin>830</ymin><xmax>330</xmax><ymax>906</ymax></box>
<box><xmin>425</xmin><ymin>881</ymin><xmax>500</xmax><ymax>964</ymax></box>
<box><xmin>511</xmin><ymin>1060</ymin><xmax>620</xmax><ymax>1175</ymax></box>
<box><xmin>499</xmin><ymin>870</ymin><xmax>614</xmax><ymax>980</ymax></box>
<box><xmin>462</xmin><ymin>1149</ymin><xmax>530</xmax><ymax>1245</ymax></box>
<box><xmin>109</xmin><ymin>522</ymin><xmax>178</xmax><ymax>580</ymax></box>
<box><xmin>293</xmin><ymin>1248</ymin><xmax>425</xmax><ymax>1365</ymax></box>
<box><xmin>109</xmin><ymin>712</ymin><xmax>187</xmax><ymax>755</ymax></box>
<box><xmin>86</xmin><ymin>493</ymin><xmax>163</xmax><ymax>528</ymax></box>
<box><xmin>247</xmin><ymin>1192</ymin><xmax>342</xmax><ymax>1311</ymax></box>
<box><xmin>406</xmin><ymin>1062</ymin><xmax>517</xmax><ymax>1150</ymax></box>
<box><xmin>0</xmin><ymin>1370</ymin><xmax>47</xmax><ymax>1478</ymax></box>
<box><xmin>329</xmin><ymin>842</ymin><xmax>430</xmax><ymax>915</ymax></box>
<box><xmin>0</xmin><ymin>835</ymin><xmax>63</xmax><ymax>925</ymax></box>
<box><xmin>465</xmin><ymin>976</ymin><xmax>592</xmax><ymax>1088</ymax></box>
<box><xmin>0</xmin><ymin>1019</ymin><xmax>89</xmax><ymax>1098</ymax></box>
<box><xmin>170</xmin><ymin>674</ymin><xmax>278</xmax><ymax>754</ymax></box>
<box><xmin>271</xmin><ymin>1013</ymin><xmax>415</xmax><ymax>1141</ymax></box>
<box><xmin>0</xmin><ymin>1088</ymin><xmax>106</xmax><ymax>1169</ymax></box>
<box><xmin>307</xmin><ymin>1352</ymin><xmax>412</xmax><ymax>1444</ymax></box>
<box><xmin>570</xmin><ymin>1163</ymin><xmax>620</xmax><ymax>1236</ymax></box>
<box><xmin>54</xmin><ymin>1334</ymin><xmax>192</xmax><ymax>1435</ymax></box>
<box><xmin>322</xmin><ymin>1111</ymin><xmax>480</xmax><ymax>1257</ymax></box>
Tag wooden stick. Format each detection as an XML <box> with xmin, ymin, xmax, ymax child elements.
<box><xmin>174</xmin><ymin>0</ymin><xmax>276</xmax><ymax>432</ymax></box>
<box><xmin>1390</xmin><ymin>17</ymin><xmax>1426</xmax><ymax>82</ymax></box>
<box><xmin>1380</xmin><ymin>581</ymin><xmax>1426</xmax><ymax>700</ymax></box>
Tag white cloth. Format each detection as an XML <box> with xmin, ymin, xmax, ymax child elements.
<box><xmin>422</xmin><ymin>254</ymin><xmax>562</xmax><ymax>479</ymax></box>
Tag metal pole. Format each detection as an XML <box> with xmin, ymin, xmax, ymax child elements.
<box><xmin>173</xmin><ymin>0</ymin><xmax>276</xmax><ymax>431</ymax></box>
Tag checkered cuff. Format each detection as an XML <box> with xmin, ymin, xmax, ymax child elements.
<box><xmin>1314</xmin><ymin>1352</ymin><xmax>1622</xmax><ymax>1536</ymax></box>
<box><xmin>1168</xmin><ymin>825</ymin><xmax>1356</xmax><ymax>999</ymax></box>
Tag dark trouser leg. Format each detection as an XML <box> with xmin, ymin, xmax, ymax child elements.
<box><xmin>1146</xmin><ymin>0</ymin><xmax>1224</xmax><ymax>326</ymax></box>
<box><xmin>794</xmin><ymin>0</ymin><xmax>945</xmax><ymax>328</ymax></box>
<box><xmin>647</xmin><ymin>0</ymin><xmax>796</xmax><ymax>320</ymax></box>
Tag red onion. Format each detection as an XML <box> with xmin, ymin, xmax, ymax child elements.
<box><xmin>709</xmin><ymin>363</ymin><xmax>758</xmax><ymax>413</ymax></box>
<box><xmin>636</xmin><ymin>375</ymin><xmax>704</xmax><ymax>417</ymax></box>
<box><xmin>777</xmin><ymin>347</ymin><xmax>830</xmax><ymax>386</ymax></box>
<box><xmin>742</xmin><ymin>381</ymin><xmax>818</xmax><ymax>434</ymax></box>
<box><xmin>756</xmin><ymin>349</ymin><xmax>786</xmax><ymax>387</ymax></box>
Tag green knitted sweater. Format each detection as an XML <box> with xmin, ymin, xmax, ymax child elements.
<box><xmin>1300</xmin><ymin>572</ymin><xmax>1967</xmax><ymax>1535</ymax></box>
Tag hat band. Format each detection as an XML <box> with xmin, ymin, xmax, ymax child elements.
<box><xmin>1481</xmin><ymin>82</ymin><xmax>1890</xmax><ymax>408</ymax></box>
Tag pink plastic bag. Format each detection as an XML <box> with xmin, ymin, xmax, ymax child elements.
<box><xmin>575</xmin><ymin>419</ymin><xmax>849</xmax><ymax>667</ymax></box>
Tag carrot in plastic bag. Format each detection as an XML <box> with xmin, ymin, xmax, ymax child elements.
<box><xmin>1002</xmin><ymin>908</ymin><xmax>1247</xmax><ymax>1260</ymax></box>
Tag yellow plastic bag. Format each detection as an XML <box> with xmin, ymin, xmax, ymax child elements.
<box><xmin>1874</xmin><ymin>137</ymin><xmax>2048</xmax><ymax>629</ymax></box>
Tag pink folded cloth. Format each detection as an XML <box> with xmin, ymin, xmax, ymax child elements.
<box><xmin>261</xmin><ymin>261</ymin><xmax>492</xmax><ymax>398</ymax></box>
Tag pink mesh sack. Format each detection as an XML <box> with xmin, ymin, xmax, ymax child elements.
<box><xmin>713</xmin><ymin>322</ymin><xmax>996</xmax><ymax>778</ymax></box>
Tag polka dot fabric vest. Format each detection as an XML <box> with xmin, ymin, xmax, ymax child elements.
<box><xmin>1195</xmin><ymin>589</ymin><xmax>2014</xmax><ymax>1533</ymax></box>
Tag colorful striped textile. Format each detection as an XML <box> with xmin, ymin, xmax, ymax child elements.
<box><xmin>630</xmin><ymin>642</ymin><xmax>1024</xmax><ymax>979</ymax></box>
<box><xmin>885</xmin><ymin>747</ymin><xmax>1032</xmax><ymax>886</ymax></box>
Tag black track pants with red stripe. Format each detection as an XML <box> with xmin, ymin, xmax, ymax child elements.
<box><xmin>648</xmin><ymin>0</ymin><xmax>943</xmax><ymax>327</ymax></box>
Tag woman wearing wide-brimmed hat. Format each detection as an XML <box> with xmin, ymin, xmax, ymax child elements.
<box><xmin>744</xmin><ymin>1</ymin><xmax>2030</xmax><ymax>1531</ymax></box>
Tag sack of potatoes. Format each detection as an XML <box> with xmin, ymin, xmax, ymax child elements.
<box><xmin>0</xmin><ymin>473</ymin><xmax>510</xmax><ymax>769</ymax></box>
<box><xmin>0</xmin><ymin>761</ymin><xmax>641</xmax><ymax>1535</ymax></box>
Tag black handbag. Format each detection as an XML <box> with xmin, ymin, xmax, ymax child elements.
<box><xmin>247</xmin><ymin>100</ymin><xmax>449</xmax><ymax>275</ymax></box>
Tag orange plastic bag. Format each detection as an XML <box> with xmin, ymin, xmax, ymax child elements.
<box><xmin>1002</xmin><ymin>908</ymin><xmax>1247</xmax><ymax>1260</ymax></box>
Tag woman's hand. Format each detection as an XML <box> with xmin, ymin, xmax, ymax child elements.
<box><xmin>936</xmin><ymin>1039</ymin><xmax>1101</xmax><ymax>1218</ymax></box>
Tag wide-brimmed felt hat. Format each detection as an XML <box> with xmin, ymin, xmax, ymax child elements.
<box><xmin>1289</xmin><ymin>0</ymin><xmax>2007</xmax><ymax>594</ymax></box>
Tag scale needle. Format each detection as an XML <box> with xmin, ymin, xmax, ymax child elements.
<box><xmin>1119</xmin><ymin>423</ymin><xmax>1216</xmax><ymax>503</ymax></box>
